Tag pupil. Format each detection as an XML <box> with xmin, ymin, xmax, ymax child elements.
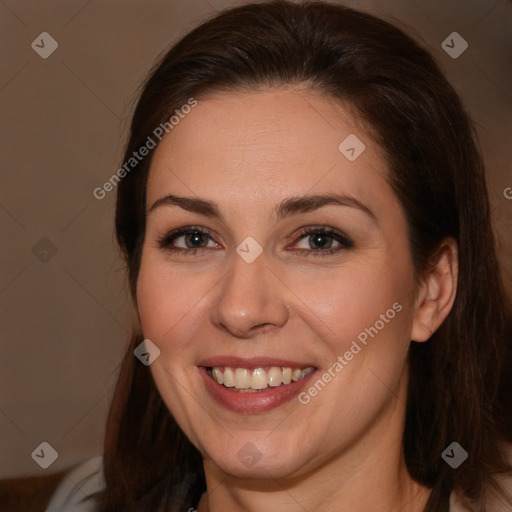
<box><xmin>188</xmin><ymin>232</ymin><xmax>205</xmax><ymax>247</ymax></box>
<box><xmin>312</xmin><ymin>233</ymin><xmax>329</xmax><ymax>249</ymax></box>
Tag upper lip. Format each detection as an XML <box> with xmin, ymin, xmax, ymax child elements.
<box><xmin>197</xmin><ymin>356</ymin><xmax>316</xmax><ymax>369</ymax></box>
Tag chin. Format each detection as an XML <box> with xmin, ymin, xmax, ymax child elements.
<box><xmin>202</xmin><ymin>433</ymin><xmax>316</xmax><ymax>481</ymax></box>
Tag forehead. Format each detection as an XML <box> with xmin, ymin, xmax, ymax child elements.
<box><xmin>146</xmin><ymin>88</ymin><xmax>390</xmax><ymax>215</ymax></box>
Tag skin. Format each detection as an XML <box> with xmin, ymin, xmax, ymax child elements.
<box><xmin>136</xmin><ymin>87</ymin><xmax>458</xmax><ymax>512</ymax></box>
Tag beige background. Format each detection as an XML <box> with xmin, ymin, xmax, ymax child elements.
<box><xmin>1</xmin><ymin>0</ymin><xmax>511</xmax><ymax>478</ymax></box>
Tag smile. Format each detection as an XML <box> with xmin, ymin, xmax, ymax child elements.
<box><xmin>197</xmin><ymin>357</ymin><xmax>318</xmax><ymax>413</ymax></box>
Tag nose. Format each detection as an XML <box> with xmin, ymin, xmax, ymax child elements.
<box><xmin>210</xmin><ymin>250</ymin><xmax>290</xmax><ymax>339</ymax></box>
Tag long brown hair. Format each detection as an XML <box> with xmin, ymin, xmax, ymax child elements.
<box><xmin>95</xmin><ymin>1</ymin><xmax>511</xmax><ymax>510</ymax></box>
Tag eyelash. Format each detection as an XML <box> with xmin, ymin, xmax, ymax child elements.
<box><xmin>157</xmin><ymin>225</ymin><xmax>354</xmax><ymax>258</ymax></box>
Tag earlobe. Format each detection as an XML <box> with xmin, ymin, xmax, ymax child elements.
<box><xmin>411</xmin><ymin>238</ymin><xmax>458</xmax><ymax>342</ymax></box>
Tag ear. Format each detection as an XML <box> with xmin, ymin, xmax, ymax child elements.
<box><xmin>411</xmin><ymin>238</ymin><xmax>458</xmax><ymax>342</ymax></box>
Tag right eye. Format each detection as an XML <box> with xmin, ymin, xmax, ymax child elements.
<box><xmin>157</xmin><ymin>226</ymin><xmax>220</xmax><ymax>255</ymax></box>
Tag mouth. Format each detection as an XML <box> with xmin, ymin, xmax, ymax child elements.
<box><xmin>197</xmin><ymin>357</ymin><xmax>318</xmax><ymax>413</ymax></box>
<box><xmin>207</xmin><ymin>366</ymin><xmax>315</xmax><ymax>392</ymax></box>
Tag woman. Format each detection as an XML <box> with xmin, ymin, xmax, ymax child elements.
<box><xmin>45</xmin><ymin>1</ymin><xmax>512</xmax><ymax>511</ymax></box>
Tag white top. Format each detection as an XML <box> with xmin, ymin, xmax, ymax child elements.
<box><xmin>45</xmin><ymin>456</ymin><xmax>105</xmax><ymax>512</ymax></box>
<box><xmin>45</xmin><ymin>455</ymin><xmax>511</xmax><ymax>511</ymax></box>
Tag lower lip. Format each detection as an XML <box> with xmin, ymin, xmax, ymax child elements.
<box><xmin>198</xmin><ymin>367</ymin><xmax>317</xmax><ymax>413</ymax></box>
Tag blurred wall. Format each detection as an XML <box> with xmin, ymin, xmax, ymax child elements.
<box><xmin>1</xmin><ymin>0</ymin><xmax>511</xmax><ymax>478</ymax></box>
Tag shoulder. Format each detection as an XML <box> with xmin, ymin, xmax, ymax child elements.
<box><xmin>449</xmin><ymin>442</ymin><xmax>512</xmax><ymax>512</ymax></box>
<box><xmin>45</xmin><ymin>455</ymin><xmax>105</xmax><ymax>512</ymax></box>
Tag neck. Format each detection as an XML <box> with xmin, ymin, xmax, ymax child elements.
<box><xmin>198</xmin><ymin>454</ymin><xmax>430</xmax><ymax>512</ymax></box>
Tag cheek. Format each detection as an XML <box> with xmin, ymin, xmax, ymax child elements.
<box><xmin>136</xmin><ymin>255</ymin><xmax>197</xmax><ymax>347</ymax></box>
<box><xmin>292</xmin><ymin>259</ymin><xmax>412</xmax><ymax>351</ymax></box>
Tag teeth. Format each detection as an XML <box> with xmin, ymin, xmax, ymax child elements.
<box><xmin>234</xmin><ymin>368</ymin><xmax>251</xmax><ymax>389</ymax></box>
<box><xmin>267</xmin><ymin>367</ymin><xmax>282</xmax><ymax>387</ymax></box>
<box><xmin>213</xmin><ymin>367</ymin><xmax>224</xmax><ymax>385</ymax></box>
<box><xmin>251</xmin><ymin>368</ymin><xmax>267</xmax><ymax>389</ymax></box>
<box><xmin>210</xmin><ymin>366</ymin><xmax>314</xmax><ymax>390</ymax></box>
<box><xmin>282</xmin><ymin>367</ymin><xmax>292</xmax><ymax>385</ymax></box>
<box><xmin>223</xmin><ymin>367</ymin><xmax>235</xmax><ymax>387</ymax></box>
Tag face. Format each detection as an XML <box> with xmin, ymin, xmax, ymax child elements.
<box><xmin>136</xmin><ymin>87</ymin><xmax>419</xmax><ymax>480</ymax></box>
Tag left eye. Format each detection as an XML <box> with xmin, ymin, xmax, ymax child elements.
<box><xmin>296</xmin><ymin>230</ymin><xmax>343</xmax><ymax>250</ymax></box>
<box><xmin>292</xmin><ymin>227</ymin><xmax>354</xmax><ymax>257</ymax></box>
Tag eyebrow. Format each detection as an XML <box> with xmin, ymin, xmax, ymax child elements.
<box><xmin>147</xmin><ymin>193</ymin><xmax>377</xmax><ymax>223</ymax></box>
